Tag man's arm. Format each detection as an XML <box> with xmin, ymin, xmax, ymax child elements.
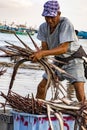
<box><xmin>42</xmin><ymin>42</ymin><xmax>70</xmax><ymax>56</ymax></box>
<box><xmin>31</xmin><ymin>42</ymin><xmax>70</xmax><ymax>61</ymax></box>
<box><xmin>41</xmin><ymin>41</ymin><xmax>48</xmax><ymax>50</ymax></box>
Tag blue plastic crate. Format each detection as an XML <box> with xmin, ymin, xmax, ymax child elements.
<box><xmin>11</xmin><ymin>110</ymin><xmax>75</xmax><ymax>130</ymax></box>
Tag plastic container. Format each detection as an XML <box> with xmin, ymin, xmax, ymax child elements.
<box><xmin>0</xmin><ymin>113</ymin><xmax>13</xmax><ymax>130</ymax></box>
<box><xmin>12</xmin><ymin>110</ymin><xmax>75</xmax><ymax>130</ymax></box>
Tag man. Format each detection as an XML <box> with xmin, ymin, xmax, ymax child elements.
<box><xmin>31</xmin><ymin>0</ymin><xmax>86</xmax><ymax>102</ymax></box>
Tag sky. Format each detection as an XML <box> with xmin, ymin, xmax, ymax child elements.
<box><xmin>0</xmin><ymin>0</ymin><xmax>87</xmax><ymax>31</ymax></box>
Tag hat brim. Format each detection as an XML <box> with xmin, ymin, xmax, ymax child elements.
<box><xmin>42</xmin><ymin>10</ymin><xmax>58</xmax><ymax>17</ymax></box>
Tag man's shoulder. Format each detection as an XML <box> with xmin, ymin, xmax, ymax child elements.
<box><xmin>38</xmin><ymin>22</ymin><xmax>48</xmax><ymax>34</ymax></box>
<box><xmin>40</xmin><ymin>22</ymin><xmax>48</xmax><ymax>28</ymax></box>
<box><xmin>60</xmin><ymin>17</ymin><xmax>73</xmax><ymax>28</ymax></box>
<box><xmin>60</xmin><ymin>17</ymin><xmax>71</xmax><ymax>23</ymax></box>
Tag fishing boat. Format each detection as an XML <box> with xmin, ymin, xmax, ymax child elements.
<box><xmin>0</xmin><ymin>28</ymin><xmax>35</xmax><ymax>35</ymax></box>
<box><xmin>0</xmin><ymin>25</ymin><xmax>36</xmax><ymax>35</ymax></box>
<box><xmin>75</xmin><ymin>30</ymin><xmax>87</xmax><ymax>39</ymax></box>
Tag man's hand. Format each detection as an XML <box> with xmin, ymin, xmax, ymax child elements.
<box><xmin>30</xmin><ymin>50</ymin><xmax>44</xmax><ymax>62</ymax></box>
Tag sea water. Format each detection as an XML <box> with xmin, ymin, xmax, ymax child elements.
<box><xmin>0</xmin><ymin>32</ymin><xmax>87</xmax><ymax>103</ymax></box>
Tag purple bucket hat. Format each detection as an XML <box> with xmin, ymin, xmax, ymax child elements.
<box><xmin>42</xmin><ymin>0</ymin><xmax>60</xmax><ymax>17</ymax></box>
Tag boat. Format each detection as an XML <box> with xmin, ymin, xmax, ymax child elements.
<box><xmin>0</xmin><ymin>25</ymin><xmax>36</xmax><ymax>35</ymax></box>
<box><xmin>0</xmin><ymin>28</ymin><xmax>35</xmax><ymax>35</ymax></box>
<box><xmin>75</xmin><ymin>30</ymin><xmax>87</xmax><ymax>39</ymax></box>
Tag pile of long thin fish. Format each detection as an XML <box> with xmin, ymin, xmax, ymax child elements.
<box><xmin>0</xmin><ymin>66</ymin><xmax>6</xmax><ymax>76</ymax></box>
<box><xmin>0</xmin><ymin>31</ymin><xmax>87</xmax><ymax>129</ymax></box>
<box><xmin>0</xmin><ymin>31</ymin><xmax>75</xmax><ymax>99</ymax></box>
<box><xmin>0</xmin><ymin>91</ymin><xmax>87</xmax><ymax>130</ymax></box>
<box><xmin>0</xmin><ymin>91</ymin><xmax>47</xmax><ymax>114</ymax></box>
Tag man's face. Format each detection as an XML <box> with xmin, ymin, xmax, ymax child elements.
<box><xmin>45</xmin><ymin>12</ymin><xmax>61</xmax><ymax>28</ymax></box>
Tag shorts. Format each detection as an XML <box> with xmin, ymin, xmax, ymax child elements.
<box><xmin>43</xmin><ymin>58</ymin><xmax>86</xmax><ymax>83</ymax></box>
